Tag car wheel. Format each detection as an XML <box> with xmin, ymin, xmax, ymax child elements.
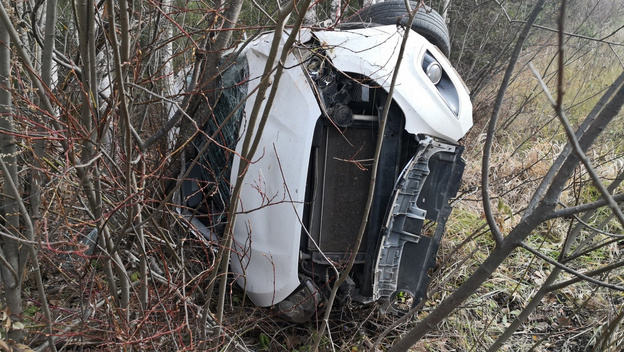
<box><xmin>346</xmin><ymin>1</ymin><xmax>451</xmax><ymax>57</ymax></box>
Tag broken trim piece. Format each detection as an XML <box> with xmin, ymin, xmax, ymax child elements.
<box><xmin>373</xmin><ymin>137</ymin><xmax>464</xmax><ymax>314</ymax></box>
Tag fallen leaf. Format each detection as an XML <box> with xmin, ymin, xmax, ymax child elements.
<box><xmin>11</xmin><ymin>344</ymin><xmax>35</xmax><ymax>352</ymax></box>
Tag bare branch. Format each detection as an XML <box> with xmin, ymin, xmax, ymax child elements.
<box><xmin>549</xmin><ymin>193</ymin><xmax>624</xmax><ymax>219</ymax></box>
<box><xmin>519</xmin><ymin>241</ymin><xmax>624</xmax><ymax>291</ymax></box>
<box><xmin>505</xmin><ymin>22</ymin><xmax>624</xmax><ymax>46</ymax></box>
<box><xmin>529</xmin><ymin>63</ymin><xmax>624</xmax><ymax>227</ymax></box>
<box><xmin>481</xmin><ymin>0</ymin><xmax>548</xmax><ymax>247</ymax></box>
<box><xmin>547</xmin><ymin>259</ymin><xmax>624</xmax><ymax>292</ymax></box>
<box><xmin>0</xmin><ymin>0</ymin><xmax>54</xmax><ymax>115</ymax></box>
<box><xmin>0</xmin><ymin>156</ymin><xmax>56</xmax><ymax>349</ymax></box>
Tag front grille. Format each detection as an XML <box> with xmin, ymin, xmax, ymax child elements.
<box><xmin>308</xmin><ymin>123</ymin><xmax>377</xmax><ymax>261</ymax></box>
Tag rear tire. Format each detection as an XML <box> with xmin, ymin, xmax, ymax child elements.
<box><xmin>347</xmin><ymin>1</ymin><xmax>451</xmax><ymax>57</ymax></box>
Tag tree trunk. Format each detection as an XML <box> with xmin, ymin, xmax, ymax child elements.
<box><xmin>0</xmin><ymin>12</ymin><xmax>24</xmax><ymax>343</ymax></box>
<box><xmin>331</xmin><ymin>0</ymin><xmax>341</xmax><ymax>22</ymax></box>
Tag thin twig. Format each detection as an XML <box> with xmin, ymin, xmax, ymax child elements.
<box><xmin>506</xmin><ymin>21</ymin><xmax>624</xmax><ymax>46</ymax></box>
<box><xmin>519</xmin><ymin>241</ymin><xmax>624</xmax><ymax>291</ymax></box>
<box><xmin>481</xmin><ymin>0</ymin><xmax>547</xmax><ymax>247</ymax></box>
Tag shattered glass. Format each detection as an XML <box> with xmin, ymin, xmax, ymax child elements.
<box><xmin>192</xmin><ymin>55</ymin><xmax>249</xmax><ymax>226</ymax></box>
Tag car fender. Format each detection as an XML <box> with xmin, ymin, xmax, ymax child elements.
<box><xmin>228</xmin><ymin>31</ymin><xmax>320</xmax><ymax>307</ymax></box>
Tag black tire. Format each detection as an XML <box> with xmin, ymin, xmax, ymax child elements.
<box><xmin>346</xmin><ymin>1</ymin><xmax>451</xmax><ymax>57</ymax></box>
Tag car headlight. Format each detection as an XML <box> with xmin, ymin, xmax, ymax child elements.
<box><xmin>306</xmin><ymin>56</ymin><xmax>323</xmax><ymax>78</ymax></box>
<box><xmin>421</xmin><ymin>50</ymin><xmax>460</xmax><ymax>117</ymax></box>
<box><xmin>422</xmin><ymin>52</ymin><xmax>442</xmax><ymax>85</ymax></box>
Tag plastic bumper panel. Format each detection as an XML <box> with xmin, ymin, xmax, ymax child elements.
<box><xmin>373</xmin><ymin>137</ymin><xmax>464</xmax><ymax>313</ymax></box>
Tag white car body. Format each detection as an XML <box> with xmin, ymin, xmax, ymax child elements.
<box><xmin>182</xmin><ymin>24</ymin><xmax>472</xmax><ymax>320</ymax></box>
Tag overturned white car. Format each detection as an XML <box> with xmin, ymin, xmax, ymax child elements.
<box><xmin>181</xmin><ymin>3</ymin><xmax>472</xmax><ymax>322</ymax></box>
